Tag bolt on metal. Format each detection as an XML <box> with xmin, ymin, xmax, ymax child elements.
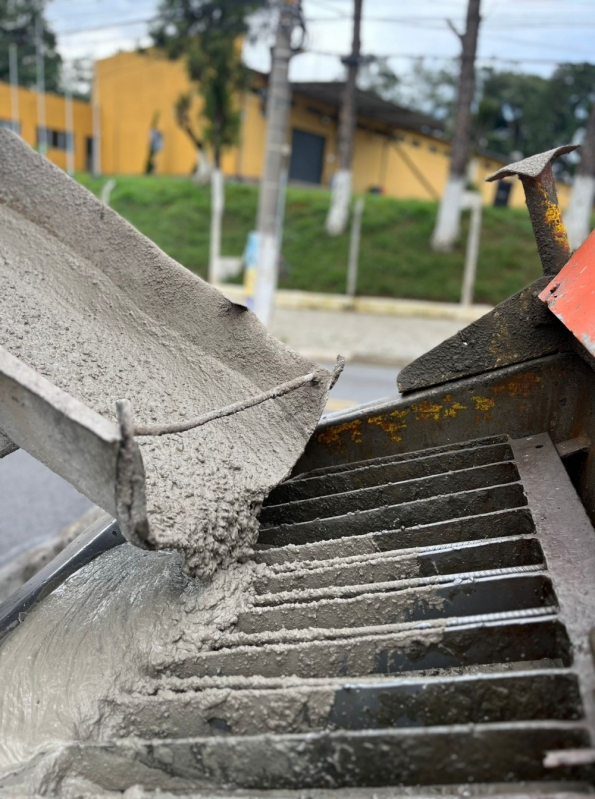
<box><xmin>486</xmin><ymin>145</ymin><xmax>578</xmax><ymax>276</ymax></box>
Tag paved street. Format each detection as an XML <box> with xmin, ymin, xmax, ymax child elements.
<box><xmin>272</xmin><ymin>307</ymin><xmax>466</xmax><ymax>367</ymax></box>
<box><xmin>323</xmin><ymin>361</ymin><xmax>400</xmax><ymax>414</ymax></box>
<box><xmin>0</xmin><ymin>449</ymin><xmax>93</xmax><ymax>568</ymax></box>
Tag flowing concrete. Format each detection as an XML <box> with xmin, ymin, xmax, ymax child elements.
<box><xmin>0</xmin><ymin>130</ymin><xmax>332</xmax><ymax>579</ymax></box>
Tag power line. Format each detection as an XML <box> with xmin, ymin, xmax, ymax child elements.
<box><xmin>305</xmin><ymin>48</ymin><xmax>588</xmax><ymax>67</ymax></box>
<box><xmin>55</xmin><ymin>17</ymin><xmax>157</xmax><ymax>36</ymax></box>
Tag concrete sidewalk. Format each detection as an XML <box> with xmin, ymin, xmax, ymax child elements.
<box><xmin>217</xmin><ymin>283</ymin><xmax>491</xmax><ymax>323</ymax></box>
<box><xmin>216</xmin><ymin>284</ymin><xmax>485</xmax><ymax>367</ymax></box>
<box><xmin>270</xmin><ymin>307</ymin><xmax>467</xmax><ymax>367</ymax></box>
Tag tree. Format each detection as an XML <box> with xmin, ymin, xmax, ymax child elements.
<box><xmin>358</xmin><ymin>56</ymin><xmax>399</xmax><ymax>101</ymax></box>
<box><xmin>431</xmin><ymin>0</ymin><xmax>481</xmax><ymax>252</ymax></box>
<box><xmin>152</xmin><ymin>0</ymin><xmax>264</xmax><ymax>282</ymax></box>
<box><xmin>404</xmin><ymin>61</ymin><xmax>595</xmax><ymax>166</ymax></box>
<box><xmin>173</xmin><ymin>90</ymin><xmax>210</xmax><ymax>182</ymax></box>
<box><xmin>0</xmin><ymin>0</ymin><xmax>61</xmax><ymax>92</ymax></box>
<box><xmin>151</xmin><ymin>0</ymin><xmax>260</xmax><ymax>171</ymax></box>
<box><xmin>325</xmin><ymin>0</ymin><xmax>364</xmax><ymax>237</ymax></box>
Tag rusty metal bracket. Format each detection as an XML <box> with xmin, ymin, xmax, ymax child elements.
<box><xmin>398</xmin><ymin>145</ymin><xmax>580</xmax><ymax>394</ymax></box>
<box><xmin>487</xmin><ymin>145</ymin><xmax>578</xmax><ymax>276</ymax></box>
<box><xmin>397</xmin><ymin>276</ymin><xmax>571</xmax><ymax>393</ymax></box>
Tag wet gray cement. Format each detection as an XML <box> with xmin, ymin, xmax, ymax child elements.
<box><xmin>0</xmin><ymin>130</ymin><xmax>331</xmax><ymax>578</ymax></box>
<box><xmin>0</xmin><ymin>131</ymin><xmax>337</xmax><ymax>793</ymax></box>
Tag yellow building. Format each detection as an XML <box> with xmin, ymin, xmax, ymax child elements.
<box><xmin>0</xmin><ymin>50</ymin><xmax>570</xmax><ymax>210</ymax></box>
<box><xmin>0</xmin><ymin>82</ymin><xmax>93</xmax><ymax>172</ymax></box>
<box><xmin>96</xmin><ymin>50</ymin><xmax>571</xmax><ymax>209</ymax></box>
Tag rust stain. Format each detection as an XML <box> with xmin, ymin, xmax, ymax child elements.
<box><xmin>491</xmin><ymin>372</ymin><xmax>541</xmax><ymax>398</ymax></box>
<box><xmin>444</xmin><ymin>402</ymin><xmax>467</xmax><ymax>418</ymax></box>
<box><xmin>389</xmin><ymin>409</ymin><xmax>410</xmax><ymax>419</ymax></box>
<box><xmin>408</xmin><ymin>399</ymin><xmax>468</xmax><ymax>421</ymax></box>
<box><xmin>472</xmin><ymin>396</ymin><xmax>496</xmax><ymax>412</ymax></box>
<box><xmin>367</xmin><ymin>414</ymin><xmax>407</xmax><ymax>442</ymax></box>
<box><xmin>541</xmin><ymin>185</ymin><xmax>567</xmax><ymax>240</ymax></box>
<box><xmin>317</xmin><ymin>419</ymin><xmax>362</xmax><ymax>447</ymax></box>
<box><xmin>411</xmin><ymin>401</ymin><xmax>443</xmax><ymax>421</ymax></box>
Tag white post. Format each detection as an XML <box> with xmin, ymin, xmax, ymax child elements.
<box><xmin>253</xmin><ymin>2</ymin><xmax>296</xmax><ymax>326</ymax></box>
<box><xmin>460</xmin><ymin>191</ymin><xmax>482</xmax><ymax>306</ymax></box>
<box><xmin>565</xmin><ymin>174</ymin><xmax>595</xmax><ymax>250</ymax></box>
<box><xmin>347</xmin><ymin>196</ymin><xmax>364</xmax><ymax>297</ymax></box>
<box><xmin>35</xmin><ymin>15</ymin><xmax>46</xmax><ymax>156</ymax></box>
<box><xmin>92</xmin><ymin>64</ymin><xmax>101</xmax><ymax>177</ymax></box>
<box><xmin>209</xmin><ymin>168</ymin><xmax>225</xmax><ymax>283</ymax></box>
<box><xmin>65</xmin><ymin>77</ymin><xmax>75</xmax><ymax>175</ymax></box>
<box><xmin>9</xmin><ymin>43</ymin><xmax>19</xmax><ymax>134</ymax></box>
<box><xmin>275</xmin><ymin>143</ymin><xmax>291</xmax><ymax>255</ymax></box>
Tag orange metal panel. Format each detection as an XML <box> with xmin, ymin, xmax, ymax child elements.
<box><xmin>539</xmin><ymin>229</ymin><xmax>595</xmax><ymax>357</ymax></box>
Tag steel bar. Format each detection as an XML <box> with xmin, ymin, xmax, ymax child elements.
<box><xmin>258</xmin><ymin>482</ymin><xmax>528</xmax><ymax>546</ymax></box>
<box><xmin>109</xmin><ymin>670</ymin><xmax>582</xmax><ymax>740</ymax></box>
<box><xmin>134</xmin><ymin>371</ymin><xmax>316</xmax><ymax>437</ymax></box>
<box><xmin>486</xmin><ymin>146</ymin><xmax>578</xmax><ymax>276</ymax></box>
<box><xmin>173</xmin><ymin>617</ymin><xmax>570</xmax><ymax>680</ymax></box>
<box><xmin>291</xmin><ymin>434</ymin><xmax>509</xmax><ymax>482</ymax></box>
<box><xmin>0</xmin><ymin>345</ymin><xmax>123</xmax><ymax>517</ymax></box>
<box><xmin>237</xmin><ymin>573</ymin><xmax>556</xmax><ymax>635</ymax></box>
<box><xmin>267</xmin><ymin>441</ymin><xmax>513</xmax><ymax>505</ymax></box>
<box><xmin>255</xmin><ymin>507</ymin><xmax>535</xmax><ymax>565</ymax></box>
<box><xmin>511</xmin><ymin>434</ymin><xmax>595</xmax><ymax>734</ymax></box>
<box><xmin>255</xmin><ymin>537</ymin><xmax>543</xmax><ymax>595</ymax></box>
<box><xmin>260</xmin><ymin>461</ymin><xmax>519</xmax><ymax>527</ymax></box>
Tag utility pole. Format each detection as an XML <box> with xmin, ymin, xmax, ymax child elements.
<box><xmin>65</xmin><ymin>70</ymin><xmax>75</xmax><ymax>175</ymax></box>
<box><xmin>9</xmin><ymin>43</ymin><xmax>19</xmax><ymax>133</ymax></box>
<box><xmin>35</xmin><ymin>13</ymin><xmax>47</xmax><ymax>156</ymax></box>
<box><xmin>92</xmin><ymin>62</ymin><xmax>102</xmax><ymax>176</ymax></box>
<box><xmin>253</xmin><ymin>0</ymin><xmax>300</xmax><ymax>326</ymax></box>
<box><xmin>565</xmin><ymin>103</ymin><xmax>595</xmax><ymax>250</ymax></box>
<box><xmin>431</xmin><ymin>0</ymin><xmax>481</xmax><ymax>251</ymax></box>
<box><xmin>326</xmin><ymin>0</ymin><xmax>363</xmax><ymax>237</ymax></box>
<box><xmin>326</xmin><ymin>0</ymin><xmax>363</xmax><ymax>236</ymax></box>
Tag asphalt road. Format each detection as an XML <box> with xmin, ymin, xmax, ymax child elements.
<box><xmin>0</xmin><ymin>449</ymin><xmax>93</xmax><ymax>568</ymax></box>
<box><xmin>323</xmin><ymin>361</ymin><xmax>400</xmax><ymax>414</ymax></box>
<box><xmin>0</xmin><ymin>362</ymin><xmax>399</xmax><ymax>568</ymax></box>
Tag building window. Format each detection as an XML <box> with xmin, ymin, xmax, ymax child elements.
<box><xmin>0</xmin><ymin>119</ymin><xmax>21</xmax><ymax>134</ymax></box>
<box><xmin>37</xmin><ymin>127</ymin><xmax>74</xmax><ymax>151</ymax></box>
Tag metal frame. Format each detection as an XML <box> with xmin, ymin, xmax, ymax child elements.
<box><xmin>0</xmin><ymin>514</ymin><xmax>124</xmax><ymax>641</ymax></box>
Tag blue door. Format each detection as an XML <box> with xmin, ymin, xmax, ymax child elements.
<box><xmin>289</xmin><ymin>129</ymin><xmax>325</xmax><ymax>184</ymax></box>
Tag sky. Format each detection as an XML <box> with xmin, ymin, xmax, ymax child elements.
<box><xmin>46</xmin><ymin>0</ymin><xmax>595</xmax><ymax>86</ymax></box>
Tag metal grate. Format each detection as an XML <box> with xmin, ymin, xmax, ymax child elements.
<box><xmin>85</xmin><ymin>431</ymin><xmax>595</xmax><ymax>794</ymax></box>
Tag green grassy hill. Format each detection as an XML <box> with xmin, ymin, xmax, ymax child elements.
<box><xmin>77</xmin><ymin>173</ymin><xmax>547</xmax><ymax>306</ymax></box>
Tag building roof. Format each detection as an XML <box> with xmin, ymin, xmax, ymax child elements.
<box><xmin>290</xmin><ymin>81</ymin><xmax>445</xmax><ymax>136</ymax></box>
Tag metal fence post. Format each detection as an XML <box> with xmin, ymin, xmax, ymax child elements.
<box><xmin>347</xmin><ymin>196</ymin><xmax>364</xmax><ymax>298</ymax></box>
<box><xmin>460</xmin><ymin>191</ymin><xmax>482</xmax><ymax>306</ymax></box>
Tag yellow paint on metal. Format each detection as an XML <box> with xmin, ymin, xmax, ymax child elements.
<box><xmin>492</xmin><ymin>372</ymin><xmax>541</xmax><ymax>398</ymax></box>
<box><xmin>472</xmin><ymin>396</ymin><xmax>496</xmax><ymax>412</ymax></box>
<box><xmin>317</xmin><ymin>419</ymin><xmax>363</xmax><ymax>447</ymax></box>
<box><xmin>367</xmin><ymin>414</ymin><xmax>407</xmax><ymax>442</ymax></box>
<box><xmin>411</xmin><ymin>402</ymin><xmax>443</xmax><ymax>421</ymax></box>
<box><xmin>541</xmin><ymin>184</ymin><xmax>568</xmax><ymax>241</ymax></box>
<box><xmin>443</xmin><ymin>402</ymin><xmax>467</xmax><ymax>418</ymax></box>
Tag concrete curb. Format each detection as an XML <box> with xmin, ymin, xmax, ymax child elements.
<box><xmin>295</xmin><ymin>348</ymin><xmax>408</xmax><ymax>369</ymax></box>
<box><xmin>215</xmin><ymin>284</ymin><xmax>492</xmax><ymax>323</ymax></box>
